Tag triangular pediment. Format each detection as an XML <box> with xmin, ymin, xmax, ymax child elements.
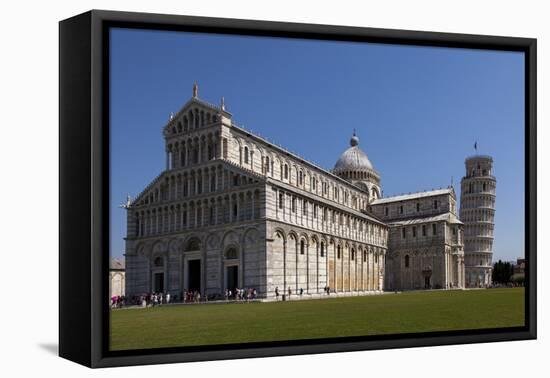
<box><xmin>129</xmin><ymin>160</ymin><xmax>266</xmax><ymax>208</ymax></box>
<box><xmin>163</xmin><ymin>95</ymin><xmax>232</xmax><ymax>135</ymax></box>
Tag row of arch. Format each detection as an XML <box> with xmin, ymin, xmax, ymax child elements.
<box><xmin>459</xmin><ymin>208</ymin><xmax>495</xmax><ymax>223</ymax></box>
<box><xmin>167</xmin><ymin>107</ymin><xmax>220</xmax><ymax>136</ymax></box>
<box><xmin>231</xmin><ymin>133</ymin><xmax>374</xmax><ymax>210</ymax></box>
<box><xmin>134</xmin><ymin>163</ymin><xmax>261</xmax><ymax>207</ymax></box>
<box><xmin>273</xmin><ymin>187</ymin><xmax>388</xmax><ymax>246</ymax></box>
<box><xmin>465</xmin><ymin>160</ymin><xmax>493</xmax><ymax>179</ymax></box>
<box><xmin>130</xmin><ymin>227</ymin><xmax>262</xmax><ymax>297</ymax></box>
<box><xmin>462</xmin><ymin>179</ymin><xmax>496</xmax><ymax>195</ymax></box>
<box><xmin>270</xmin><ymin>228</ymin><xmax>386</xmax><ymax>295</ymax></box>
<box><xmin>460</xmin><ymin>195</ymin><xmax>496</xmax><ymax>210</ymax></box>
<box><xmin>463</xmin><ymin>223</ymin><xmax>494</xmax><ymax>238</ymax></box>
<box><xmin>336</xmin><ymin>169</ymin><xmax>380</xmax><ymax>184</ymax></box>
<box><xmin>165</xmin><ymin>131</ymin><xmax>221</xmax><ymax>170</ymax></box>
<box><xmin>464</xmin><ymin>238</ymin><xmax>494</xmax><ymax>253</ymax></box>
<box><xmin>133</xmin><ymin>190</ymin><xmax>262</xmax><ymax>237</ymax></box>
<box><xmin>464</xmin><ymin>253</ymin><xmax>493</xmax><ymax>268</ymax></box>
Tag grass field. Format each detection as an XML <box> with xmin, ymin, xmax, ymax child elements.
<box><xmin>110</xmin><ymin>288</ymin><xmax>524</xmax><ymax>351</ymax></box>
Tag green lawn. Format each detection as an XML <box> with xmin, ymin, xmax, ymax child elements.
<box><xmin>110</xmin><ymin>288</ymin><xmax>524</xmax><ymax>351</ymax></box>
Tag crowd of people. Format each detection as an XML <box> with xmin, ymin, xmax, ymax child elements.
<box><xmin>224</xmin><ymin>287</ymin><xmax>258</xmax><ymax>301</ymax></box>
<box><xmin>111</xmin><ymin>287</ymin><xmax>262</xmax><ymax>309</ymax></box>
<box><xmin>274</xmin><ymin>286</ymin><xmax>332</xmax><ymax>300</ymax></box>
<box><xmin>112</xmin><ymin>285</ymin><xmax>339</xmax><ymax>308</ymax></box>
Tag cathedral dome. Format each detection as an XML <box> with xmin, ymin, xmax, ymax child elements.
<box><xmin>333</xmin><ymin>132</ymin><xmax>374</xmax><ymax>173</ymax></box>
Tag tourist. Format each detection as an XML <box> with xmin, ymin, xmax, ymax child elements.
<box><xmin>300</xmin><ymin>288</ymin><xmax>303</xmax><ymax>297</ymax></box>
<box><xmin>166</xmin><ymin>293</ymin><xmax>170</xmax><ymax>304</ymax></box>
<box><xmin>275</xmin><ymin>286</ymin><xmax>279</xmax><ymax>300</ymax></box>
<box><xmin>288</xmin><ymin>287</ymin><xmax>292</xmax><ymax>300</ymax></box>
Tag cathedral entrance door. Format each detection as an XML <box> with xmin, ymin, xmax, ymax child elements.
<box><xmin>227</xmin><ymin>266</ymin><xmax>238</xmax><ymax>294</ymax></box>
<box><xmin>422</xmin><ymin>268</ymin><xmax>432</xmax><ymax>289</ymax></box>
<box><xmin>188</xmin><ymin>259</ymin><xmax>201</xmax><ymax>292</ymax></box>
<box><xmin>153</xmin><ymin>272</ymin><xmax>164</xmax><ymax>293</ymax></box>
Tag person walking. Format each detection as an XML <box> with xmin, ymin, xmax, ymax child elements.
<box><xmin>288</xmin><ymin>286</ymin><xmax>292</xmax><ymax>300</ymax></box>
<box><xmin>275</xmin><ymin>286</ymin><xmax>279</xmax><ymax>301</ymax></box>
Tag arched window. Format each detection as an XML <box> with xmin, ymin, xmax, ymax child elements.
<box><xmin>154</xmin><ymin>256</ymin><xmax>163</xmax><ymax>267</ymax></box>
<box><xmin>244</xmin><ymin>146</ymin><xmax>249</xmax><ymax>164</ymax></box>
<box><xmin>300</xmin><ymin>240</ymin><xmax>305</xmax><ymax>255</ymax></box>
<box><xmin>265</xmin><ymin>156</ymin><xmax>270</xmax><ymax>172</ymax></box>
<box><xmin>299</xmin><ymin>170</ymin><xmax>303</xmax><ymax>186</ymax></box>
<box><xmin>337</xmin><ymin>245</ymin><xmax>341</xmax><ymax>259</ymax></box>
<box><xmin>405</xmin><ymin>255</ymin><xmax>410</xmax><ymax>268</ymax></box>
<box><xmin>320</xmin><ymin>242</ymin><xmax>325</xmax><ymax>257</ymax></box>
<box><xmin>225</xmin><ymin>248</ymin><xmax>238</xmax><ymax>260</ymax></box>
<box><xmin>185</xmin><ymin>238</ymin><xmax>200</xmax><ymax>251</ymax></box>
<box><xmin>351</xmin><ymin>249</ymin><xmax>355</xmax><ymax>261</ymax></box>
<box><xmin>189</xmin><ymin>111</ymin><xmax>194</xmax><ymax>128</ymax></box>
<box><xmin>363</xmin><ymin>250</ymin><xmax>367</xmax><ymax>262</ymax></box>
<box><xmin>284</xmin><ymin>164</ymin><xmax>289</xmax><ymax>179</ymax></box>
<box><xmin>416</xmin><ymin>202</ymin><xmax>420</xmax><ymax>212</ymax></box>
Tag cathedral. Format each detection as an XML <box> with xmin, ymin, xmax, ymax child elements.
<box><xmin>123</xmin><ymin>84</ymin><xmax>494</xmax><ymax>300</ymax></box>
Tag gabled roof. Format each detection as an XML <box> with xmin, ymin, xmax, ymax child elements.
<box><xmin>371</xmin><ymin>187</ymin><xmax>454</xmax><ymax>205</ymax></box>
<box><xmin>128</xmin><ymin>159</ymin><xmax>267</xmax><ymax>208</ymax></box>
<box><xmin>163</xmin><ymin>95</ymin><xmax>232</xmax><ymax>133</ymax></box>
<box><xmin>387</xmin><ymin>212</ymin><xmax>463</xmax><ymax>226</ymax></box>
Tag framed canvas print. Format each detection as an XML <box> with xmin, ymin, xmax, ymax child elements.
<box><xmin>59</xmin><ymin>10</ymin><xmax>537</xmax><ymax>368</ymax></box>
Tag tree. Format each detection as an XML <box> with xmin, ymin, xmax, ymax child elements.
<box><xmin>492</xmin><ymin>260</ymin><xmax>514</xmax><ymax>284</ymax></box>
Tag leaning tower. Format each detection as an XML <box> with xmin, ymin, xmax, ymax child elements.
<box><xmin>460</xmin><ymin>155</ymin><xmax>496</xmax><ymax>288</ymax></box>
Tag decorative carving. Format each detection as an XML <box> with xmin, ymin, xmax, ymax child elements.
<box><xmin>207</xmin><ymin>233</ymin><xmax>220</xmax><ymax>248</ymax></box>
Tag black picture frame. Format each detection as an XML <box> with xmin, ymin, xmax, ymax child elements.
<box><xmin>59</xmin><ymin>9</ymin><xmax>537</xmax><ymax>368</ymax></box>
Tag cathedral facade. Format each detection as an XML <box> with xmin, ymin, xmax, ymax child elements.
<box><xmin>123</xmin><ymin>86</ymin><xmax>487</xmax><ymax>300</ymax></box>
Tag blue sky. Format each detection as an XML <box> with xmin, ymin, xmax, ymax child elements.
<box><xmin>110</xmin><ymin>28</ymin><xmax>525</xmax><ymax>262</ymax></box>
